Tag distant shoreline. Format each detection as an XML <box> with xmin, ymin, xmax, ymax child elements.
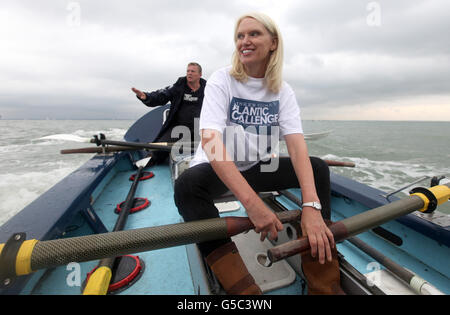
<box><xmin>0</xmin><ymin>119</ymin><xmax>449</xmax><ymax>122</ymax></box>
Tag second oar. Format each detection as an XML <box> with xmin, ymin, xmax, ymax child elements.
<box><xmin>82</xmin><ymin>157</ymin><xmax>151</xmax><ymax>295</ymax></box>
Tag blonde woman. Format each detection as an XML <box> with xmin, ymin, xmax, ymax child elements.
<box><xmin>175</xmin><ymin>13</ymin><xmax>340</xmax><ymax>295</ymax></box>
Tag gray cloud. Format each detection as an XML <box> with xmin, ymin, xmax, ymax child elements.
<box><xmin>1</xmin><ymin>0</ymin><xmax>449</xmax><ymax>120</ymax></box>
<box><xmin>281</xmin><ymin>0</ymin><xmax>450</xmax><ymax>115</ymax></box>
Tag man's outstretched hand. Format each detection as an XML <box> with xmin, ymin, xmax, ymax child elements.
<box><xmin>131</xmin><ymin>87</ymin><xmax>146</xmax><ymax>100</ymax></box>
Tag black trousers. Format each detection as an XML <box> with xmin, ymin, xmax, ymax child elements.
<box><xmin>174</xmin><ymin>156</ymin><xmax>331</xmax><ymax>257</ymax></box>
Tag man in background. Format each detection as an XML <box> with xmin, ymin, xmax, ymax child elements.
<box><xmin>132</xmin><ymin>62</ymin><xmax>206</xmax><ymax>164</ymax></box>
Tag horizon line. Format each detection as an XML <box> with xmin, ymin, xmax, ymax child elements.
<box><xmin>1</xmin><ymin>118</ymin><xmax>449</xmax><ymax>122</ymax></box>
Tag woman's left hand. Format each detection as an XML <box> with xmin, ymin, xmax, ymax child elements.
<box><xmin>245</xmin><ymin>195</ymin><xmax>284</xmax><ymax>242</ymax></box>
<box><xmin>301</xmin><ymin>207</ymin><xmax>335</xmax><ymax>264</ymax></box>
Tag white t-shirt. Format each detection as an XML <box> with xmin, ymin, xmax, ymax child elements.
<box><xmin>190</xmin><ymin>66</ymin><xmax>303</xmax><ymax>171</ymax></box>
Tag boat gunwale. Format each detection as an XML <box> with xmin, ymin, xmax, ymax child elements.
<box><xmin>330</xmin><ymin>172</ymin><xmax>450</xmax><ymax>248</ymax></box>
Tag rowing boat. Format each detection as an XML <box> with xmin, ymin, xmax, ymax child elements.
<box><xmin>0</xmin><ymin>105</ymin><xmax>449</xmax><ymax>295</ymax></box>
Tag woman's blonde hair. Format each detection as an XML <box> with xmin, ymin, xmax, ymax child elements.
<box><xmin>230</xmin><ymin>12</ymin><xmax>284</xmax><ymax>93</ymax></box>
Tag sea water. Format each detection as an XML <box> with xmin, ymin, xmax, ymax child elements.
<box><xmin>0</xmin><ymin>120</ymin><xmax>133</xmax><ymax>225</ymax></box>
<box><xmin>0</xmin><ymin>119</ymin><xmax>449</xmax><ymax>225</ymax></box>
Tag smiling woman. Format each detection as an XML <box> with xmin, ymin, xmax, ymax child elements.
<box><xmin>231</xmin><ymin>13</ymin><xmax>284</xmax><ymax>93</ymax></box>
<box><xmin>173</xmin><ymin>12</ymin><xmax>344</xmax><ymax>295</ymax></box>
<box><xmin>235</xmin><ymin>18</ymin><xmax>277</xmax><ymax>77</ymax></box>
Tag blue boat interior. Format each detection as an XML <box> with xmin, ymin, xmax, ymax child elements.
<box><xmin>1</xmin><ymin>147</ymin><xmax>449</xmax><ymax>295</ymax></box>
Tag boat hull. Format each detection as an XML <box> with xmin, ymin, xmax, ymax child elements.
<box><xmin>1</xmin><ymin>138</ymin><xmax>449</xmax><ymax>295</ymax></box>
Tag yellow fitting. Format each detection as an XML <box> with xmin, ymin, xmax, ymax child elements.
<box><xmin>82</xmin><ymin>266</ymin><xmax>112</xmax><ymax>295</ymax></box>
<box><xmin>0</xmin><ymin>239</ymin><xmax>38</xmax><ymax>276</ymax></box>
<box><xmin>429</xmin><ymin>184</ymin><xmax>450</xmax><ymax>205</ymax></box>
<box><xmin>16</xmin><ymin>239</ymin><xmax>38</xmax><ymax>276</ymax></box>
<box><xmin>411</xmin><ymin>184</ymin><xmax>450</xmax><ymax>213</ymax></box>
<box><xmin>411</xmin><ymin>192</ymin><xmax>429</xmax><ymax>213</ymax></box>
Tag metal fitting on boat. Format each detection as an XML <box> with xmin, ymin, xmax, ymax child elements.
<box><xmin>410</xmin><ymin>184</ymin><xmax>450</xmax><ymax>213</ymax></box>
<box><xmin>0</xmin><ymin>232</ymin><xmax>38</xmax><ymax>288</ymax></box>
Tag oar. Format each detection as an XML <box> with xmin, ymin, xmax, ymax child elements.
<box><xmin>323</xmin><ymin>160</ymin><xmax>355</xmax><ymax>167</ymax></box>
<box><xmin>39</xmin><ymin>133</ymin><xmax>196</xmax><ymax>152</ymax></box>
<box><xmin>346</xmin><ymin>236</ymin><xmax>444</xmax><ymax>295</ymax></box>
<box><xmin>0</xmin><ymin>211</ymin><xmax>301</xmax><ymax>283</ymax></box>
<box><xmin>60</xmin><ymin>146</ymin><xmax>139</xmax><ymax>154</ymax></box>
<box><xmin>40</xmin><ymin>131</ymin><xmax>331</xmax><ymax>144</ymax></box>
<box><xmin>82</xmin><ymin>157</ymin><xmax>150</xmax><ymax>295</ymax></box>
<box><xmin>1</xmin><ymin>183</ymin><xmax>449</xmax><ymax>285</ymax></box>
<box><xmin>60</xmin><ymin>142</ymin><xmax>196</xmax><ymax>155</ymax></box>
<box><xmin>89</xmin><ymin>134</ymin><xmax>333</xmax><ymax>150</ymax></box>
<box><xmin>91</xmin><ymin>135</ymin><xmax>189</xmax><ymax>152</ymax></box>
<box><xmin>267</xmin><ymin>183</ymin><xmax>450</xmax><ymax>265</ymax></box>
<box><xmin>277</xmin><ymin>189</ymin><xmax>443</xmax><ymax>294</ymax></box>
<box><xmin>60</xmin><ymin>146</ymin><xmax>355</xmax><ymax>168</ymax></box>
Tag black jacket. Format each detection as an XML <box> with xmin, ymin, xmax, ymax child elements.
<box><xmin>139</xmin><ymin>76</ymin><xmax>207</xmax><ymax>141</ymax></box>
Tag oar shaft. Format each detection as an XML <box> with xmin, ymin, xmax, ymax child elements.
<box><xmin>268</xmin><ymin>197</ymin><xmax>423</xmax><ymax>262</ymax></box>
<box><xmin>60</xmin><ymin>141</ymin><xmax>197</xmax><ymax>154</ymax></box>
<box><xmin>324</xmin><ymin>160</ymin><xmax>355</xmax><ymax>167</ymax></box>
<box><xmin>112</xmin><ymin>167</ymin><xmax>143</xmax><ymax>233</ymax></box>
<box><xmin>268</xmin><ymin>183</ymin><xmax>450</xmax><ymax>263</ymax></box>
<box><xmin>346</xmin><ymin>236</ymin><xmax>444</xmax><ymax>295</ymax></box>
<box><xmin>60</xmin><ymin>146</ymin><xmax>138</xmax><ymax>154</ymax></box>
<box><xmin>348</xmin><ymin>236</ymin><xmax>414</xmax><ymax>281</ymax></box>
<box><xmin>84</xmin><ymin>165</ymin><xmax>144</xmax><ymax>294</ymax></box>
<box><xmin>3</xmin><ymin>211</ymin><xmax>300</xmax><ymax>276</ymax></box>
<box><xmin>93</xmin><ymin>139</ymin><xmax>173</xmax><ymax>151</ymax></box>
<box><xmin>33</xmin><ymin>219</ymin><xmax>225</xmax><ymax>270</ymax></box>
<box><xmin>278</xmin><ymin>190</ymin><xmax>302</xmax><ymax>206</ymax></box>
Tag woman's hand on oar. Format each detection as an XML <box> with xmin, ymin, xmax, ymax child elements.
<box><xmin>300</xmin><ymin>208</ymin><xmax>335</xmax><ymax>264</ymax></box>
<box><xmin>131</xmin><ymin>87</ymin><xmax>146</xmax><ymax>100</ymax></box>
<box><xmin>245</xmin><ymin>196</ymin><xmax>284</xmax><ymax>242</ymax></box>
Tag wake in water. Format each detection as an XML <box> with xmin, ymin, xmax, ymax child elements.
<box><xmin>0</xmin><ymin>168</ymin><xmax>76</xmax><ymax>225</ymax></box>
<box><xmin>35</xmin><ymin>128</ymin><xmax>127</xmax><ymax>143</ymax></box>
<box><xmin>37</xmin><ymin>134</ymin><xmax>91</xmax><ymax>143</ymax></box>
<box><xmin>0</xmin><ymin>121</ymin><xmax>132</xmax><ymax>225</ymax></box>
<box><xmin>322</xmin><ymin>153</ymin><xmax>450</xmax><ymax>197</ymax></box>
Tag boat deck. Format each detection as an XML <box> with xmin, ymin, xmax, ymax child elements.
<box><xmin>26</xmin><ymin>159</ymin><xmax>304</xmax><ymax>295</ymax></box>
<box><xmin>5</xmin><ymin>153</ymin><xmax>450</xmax><ymax>295</ymax></box>
<box><xmin>28</xmin><ymin>162</ymin><xmax>196</xmax><ymax>294</ymax></box>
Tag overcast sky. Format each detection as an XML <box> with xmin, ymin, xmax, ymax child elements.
<box><xmin>1</xmin><ymin>0</ymin><xmax>449</xmax><ymax>120</ymax></box>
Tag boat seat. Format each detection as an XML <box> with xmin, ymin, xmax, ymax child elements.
<box><xmin>170</xmin><ymin>153</ymin><xmax>278</xmax><ymax>212</ymax></box>
<box><xmin>213</xmin><ymin>191</ymin><xmax>278</xmax><ymax>214</ymax></box>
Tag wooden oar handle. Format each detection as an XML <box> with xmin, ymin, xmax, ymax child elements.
<box><xmin>225</xmin><ymin>210</ymin><xmax>301</xmax><ymax>237</ymax></box>
<box><xmin>267</xmin><ymin>222</ymin><xmax>348</xmax><ymax>263</ymax></box>
<box><xmin>268</xmin><ymin>183</ymin><xmax>450</xmax><ymax>263</ymax></box>
<box><xmin>60</xmin><ymin>146</ymin><xmax>138</xmax><ymax>154</ymax></box>
<box><xmin>324</xmin><ymin>160</ymin><xmax>355</xmax><ymax>167</ymax></box>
